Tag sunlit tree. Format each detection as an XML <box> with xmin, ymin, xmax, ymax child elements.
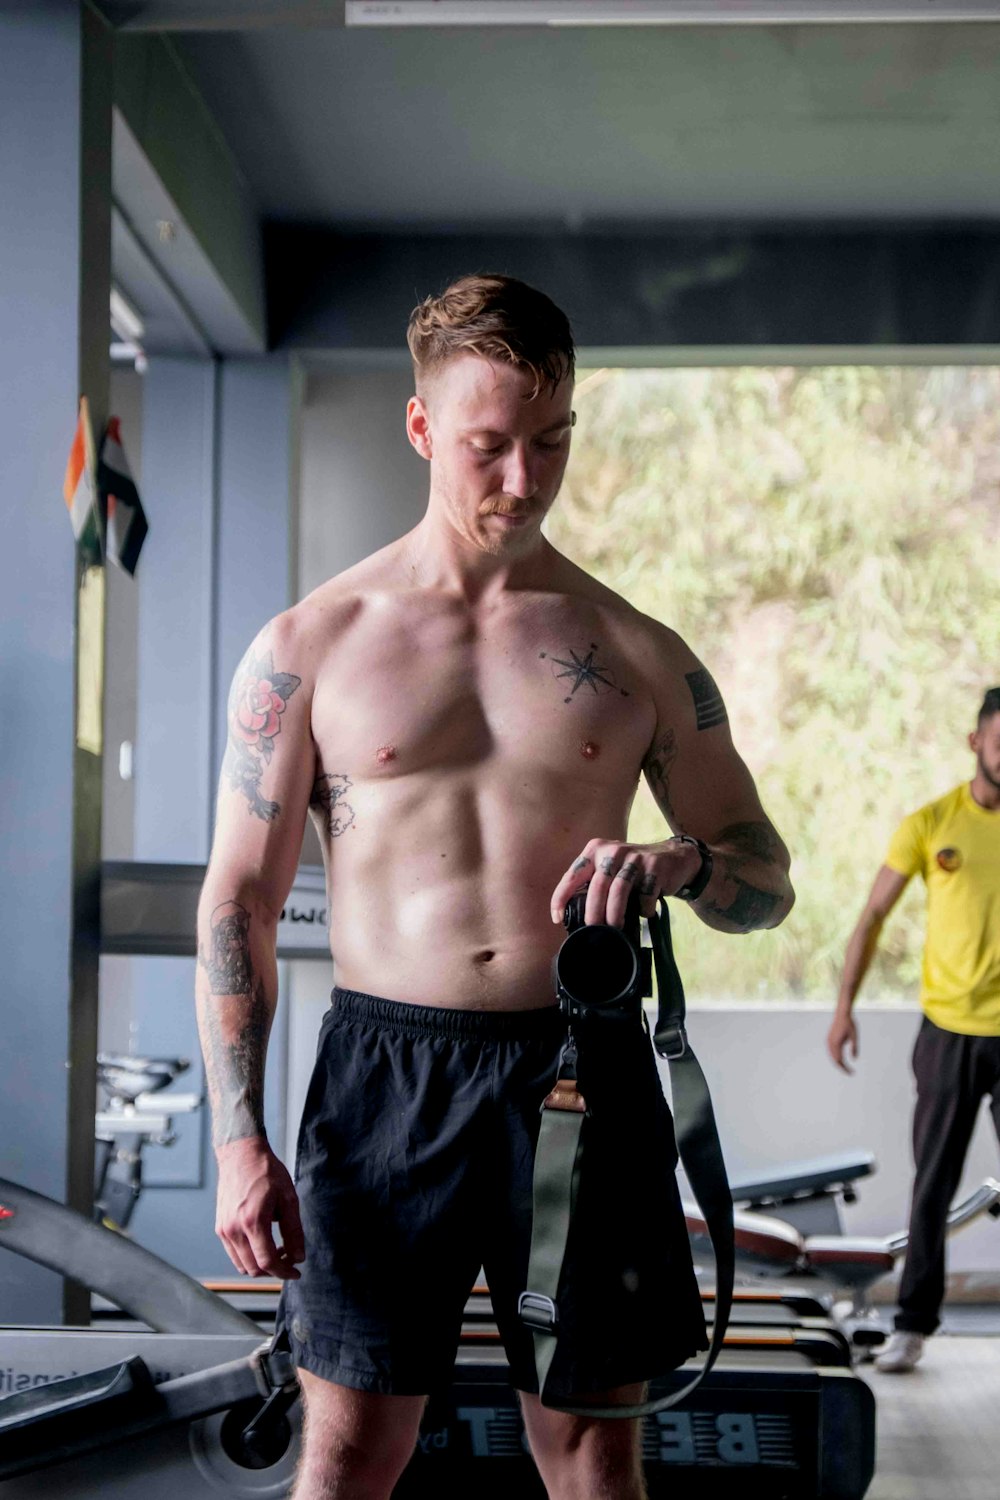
<box><xmin>550</xmin><ymin>367</ymin><xmax>1000</xmax><ymax>1001</ymax></box>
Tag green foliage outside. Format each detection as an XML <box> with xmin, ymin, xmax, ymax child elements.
<box><xmin>547</xmin><ymin>366</ymin><xmax>1000</xmax><ymax>1003</ymax></box>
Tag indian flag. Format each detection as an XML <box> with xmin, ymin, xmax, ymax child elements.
<box><xmin>97</xmin><ymin>416</ymin><xmax>148</xmax><ymax>576</ymax></box>
<box><xmin>62</xmin><ymin>397</ymin><xmax>101</xmax><ymax>556</ymax></box>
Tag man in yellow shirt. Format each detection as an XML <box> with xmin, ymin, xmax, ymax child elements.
<box><xmin>827</xmin><ymin>688</ymin><xmax>1000</xmax><ymax>1372</ymax></box>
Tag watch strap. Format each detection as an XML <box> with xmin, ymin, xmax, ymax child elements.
<box><xmin>670</xmin><ymin>834</ymin><xmax>713</xmax><ymax>901</ymax></box>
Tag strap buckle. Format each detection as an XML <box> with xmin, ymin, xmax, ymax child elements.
<box><xmin>655</xmin><ymin>1023</ymin><xmax>688</xmax><ymax>1060</ymax></box>
<box><xmin>518</xmin><ymin>1291</ymin><xmax>559</xmax><ymax>1332</ymax></box>
<box><xmin>251</xmin><ymin>1337</ymin><xmax>298</xmax><ymax>1398</ymax></box>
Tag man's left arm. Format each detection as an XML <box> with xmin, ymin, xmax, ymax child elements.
<box><xmin>551</xmin><ymin>627</ymin><xmax>794</xmax><ymax>933</ymax></box>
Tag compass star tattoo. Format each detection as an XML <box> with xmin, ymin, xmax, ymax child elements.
<box><xmin>539</xmin><ymin>643</ymin><xmax>630</xmax><ymax>705</ymax></box>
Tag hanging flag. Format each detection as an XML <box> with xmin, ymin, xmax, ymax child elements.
<box><xmin>97</xmin><ymin>416</ymin><xmax>148</xmax><ymax>576</ymax></box>
<box><xmin>62</xmin><ymin>396</ymin><xmax>102</xmax><ymax>559</ymax></box>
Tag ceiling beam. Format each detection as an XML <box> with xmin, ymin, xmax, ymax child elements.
<box><xmin>266</xmin><ymin>224</ymin><xmax>1000</xmax><ymax>361</ymax></box>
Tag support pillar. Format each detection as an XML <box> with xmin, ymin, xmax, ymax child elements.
<box><xmin>0</xmin><ymin>2</ymin><xmax>111</xmax><ymax>1324</ymax></box>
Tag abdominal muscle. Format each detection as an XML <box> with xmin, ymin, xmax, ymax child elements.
<box><xmin>321</xmin><ymin>764</ymin><xmax>634</xmax><ymax>1011</ymax></box>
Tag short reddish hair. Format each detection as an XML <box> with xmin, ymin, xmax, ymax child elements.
<box><xmin>407</xmin><ymin>273</ymin><xmax>575</xmax><ymax>399</ymax></box>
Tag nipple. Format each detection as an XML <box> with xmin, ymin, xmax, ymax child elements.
<box><xmin>580</xmin><ymin>741</ymin><xmax>600</xmax><ymax>760</ymax></box>
<box><xmin>376</xmin><ymin>744</ymin><xmax>397</xmax><ymax>766</ymax></box>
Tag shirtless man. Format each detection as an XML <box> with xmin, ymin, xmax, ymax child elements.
<box><xmin>196</xmin><ymin>274</ymin><xmax>794</xmax><ymax>1500</ymax></box>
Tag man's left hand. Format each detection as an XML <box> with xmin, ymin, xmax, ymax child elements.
<box><xmin>550</xmin><ymin>837</ymin><xmax>704</xmax><ymax>928</ymax></box>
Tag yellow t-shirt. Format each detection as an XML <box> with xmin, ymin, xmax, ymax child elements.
<box><xmin>885</xmin><ymin>783</ymin><xmax>1000</xmax><ymax>1036</ymax></box>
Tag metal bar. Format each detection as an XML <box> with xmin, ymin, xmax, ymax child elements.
<box><xmin>0</xmin><ymin>1177</ymin><xmax>260</xmax><ymax>1337</ymax></box>
<box><xmin>101</xmin><ymin>860</ymin><xmax>331</xmax><ymax>959</ymax></box>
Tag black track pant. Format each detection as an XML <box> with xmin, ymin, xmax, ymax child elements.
<box><xmin>896</xmin><ymin>1017</ymin><xmax>1000</xmax><ymax>1335</ymax></box>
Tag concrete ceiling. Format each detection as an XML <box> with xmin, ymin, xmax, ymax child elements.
<box><xmin>171</xmin><ymin>22</ymin><xmax>1000</xmax><ymax>227</ymax></box>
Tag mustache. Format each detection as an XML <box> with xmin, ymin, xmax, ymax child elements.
<box><xmin>479</xmin><ymin>497</ymin><xmax>535</xmax><ymax>517</ymax></box>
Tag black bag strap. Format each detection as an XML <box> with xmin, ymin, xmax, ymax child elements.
<box><xmin>520</xmin><ymin>897</ymin><xmax>735</xmax><ymax>1419</ymax></box>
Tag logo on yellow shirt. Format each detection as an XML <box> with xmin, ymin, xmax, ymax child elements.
<box><xmin>936</xmin><ymin>847</ymin><xmax>963</xmax><ymax>872</ymax></box>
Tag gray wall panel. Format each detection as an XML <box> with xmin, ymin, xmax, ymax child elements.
<box><xmin>214</xmin><ymin>357</ymin><xmax>296</xmax><ymax>787</ymax></box>
<box><xmin>124</xmin><ymin>355</ymin><xmax>295</xmax><ymax>1278</ymax></box>
<box><xmin>297</xmin><ymin>367</ymin><xmax>425</xmax><ymax>599</ymax></box>
<box><xmin>134</xmin><ymin>357</ymin><xmax>217</xmax><ymax>864</ymax></box>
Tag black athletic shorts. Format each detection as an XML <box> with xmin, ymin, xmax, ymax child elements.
<box><xmin>276</xmin><ymin>986</ymin><xmax>707</xmax><ymax>1397</ymax></box>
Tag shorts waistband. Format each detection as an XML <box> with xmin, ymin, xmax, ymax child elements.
<box><xmin>329</xmin><ymin>986</ymin><xmax>567</xmax><ymax>1041</ymax></box>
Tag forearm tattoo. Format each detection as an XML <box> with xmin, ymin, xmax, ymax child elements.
<box><xmin>311</xmin><ymin>772</ymin><xmax>356</xmax><ymax>837</ymax></box>
<box><xmin>702</xmin><ymin>819</ymin><xmax>786</xmax><ymax>932</ymax></box>
<box><xmin>702</xmin><ymin>881</ymin><xmax>781</xmax><ymax>933</ymax></box>
<box><xmin>643</xmin><ymin>728</ymin><xmax>678</xmax><ymax>821</ymax></box>
<box><xmin>539</xmin><ymin>643</ymin><xmax>630</xmax><ymax>704</ymax></box>
<box><xmin>714</xmin><ymin>820</ymin><xmax>783</xmax><ymax>870</ymax></box>
<box><xmin>198</xmin><ymin>901</ymin><xmax>270</xmax><ymax>1147</ymax></box>
<box><xmin>685</xmin><ymin>668</ymin><xmax>728</xmax><ymax>731</ymax></box>
<box><xmin>223</xmin><ymin>644</ymin><xmax>301</xmax><ymax>822</ymax></box>
<box><xmin>202</xmin><ymin>900</ymin><xmax>253</xmax><ymax>994</ymax></box>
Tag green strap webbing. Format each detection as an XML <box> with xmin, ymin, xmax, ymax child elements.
<box><xmin>524</xmin><ymin>898</ymin><xmax>735</xmax><ymax>1420</ymax></box>
<box><xmin>524</xmin><ymin>1098</ymin><xmax>586</xmax><ymax>1399</ymax></box>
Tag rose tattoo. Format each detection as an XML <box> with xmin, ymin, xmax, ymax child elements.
<box><xmin>224</xmin><ymin>648</ymin><xmax>301</xmax><ymax>821</ymax></box>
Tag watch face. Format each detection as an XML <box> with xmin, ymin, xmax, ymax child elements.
<box><xmin>936</xmin><ymin>846</ymin><xmax>963</xmax><ymax>872</ymax></box>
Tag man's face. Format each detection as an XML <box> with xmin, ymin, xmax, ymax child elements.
<box><xmin>971</xmin><ymin>713</ymin><xmax>1000</xmax><ymax>789</ymax></box>
<box><xmin>407</xmin><ymin>354</ymin><xmax>575</xmax><ymax>557</ymax></box>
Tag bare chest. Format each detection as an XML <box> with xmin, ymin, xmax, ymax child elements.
<box><xmin>310</xmin><ymin>602</ymin><xmax>656</xmax><ymax>783</ymax></box>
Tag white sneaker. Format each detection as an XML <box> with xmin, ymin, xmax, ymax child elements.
<box><xmin>874</xmin><ymin>1331</ymin><xmax>925</xmax><ymax>1373</ymax></box>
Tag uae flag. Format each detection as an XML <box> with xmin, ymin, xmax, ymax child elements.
<box><xmin>62</xmin><ymin>397</ymin><xmax>101</xmax><ymax>558</ymax></box>
<box><xmin>97</xmin><ymin>416</ymin><xmax>148</xmax><ymax>576</ymax></box>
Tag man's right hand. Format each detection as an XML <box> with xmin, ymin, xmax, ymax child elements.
<box><xmin>826</xmin><ymin>1010</ymin><xmax>859</xmax><ymax>1075</ymax></box>
<box><xmin>215</xmin><ymin>1135</ymin><xmax>306</xmax><ymax>1279</ymax></box>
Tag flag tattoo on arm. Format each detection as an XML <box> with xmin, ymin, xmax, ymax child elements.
<box><xmin>685</xmin><ymin>668</ymin><xmax>728</xmax><ymax>731</ymax></box>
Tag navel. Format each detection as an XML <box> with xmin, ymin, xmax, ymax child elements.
<box><xmin>475</xmin><ymin>949</ymin><xmax>496</xmax><ymax>964</ymax></box>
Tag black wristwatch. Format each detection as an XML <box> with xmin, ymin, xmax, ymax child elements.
<box><xmin>669</xmin><ymin>834</ymin><xmax>713</xmax><ymax>902</ymax></box>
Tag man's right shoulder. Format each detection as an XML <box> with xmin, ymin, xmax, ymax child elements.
<box><xmin>273</xmin><ymin>551</ymin><xmax>398</xmax><ymax>667</ymax></box>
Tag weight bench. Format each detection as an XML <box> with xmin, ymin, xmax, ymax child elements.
<box><xmin>729</xmin><ymin>1151</ymin><xmax>876</xmax><ymax>1236</ymax></box>
<box><xmin>687</xmin><ymin>1175</ymin><xmax>1000</xmax><ymax>1354</ymax></box>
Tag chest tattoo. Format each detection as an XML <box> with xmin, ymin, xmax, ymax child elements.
<box><xmin>311</xmin><ymin>772</ymin><xmax>357</xmax><ymax>837</ymax></box>
<box><xmin>539</xmin><ymin>643</ymin><xmax>630</xmax><ymax>705</ymax></box>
